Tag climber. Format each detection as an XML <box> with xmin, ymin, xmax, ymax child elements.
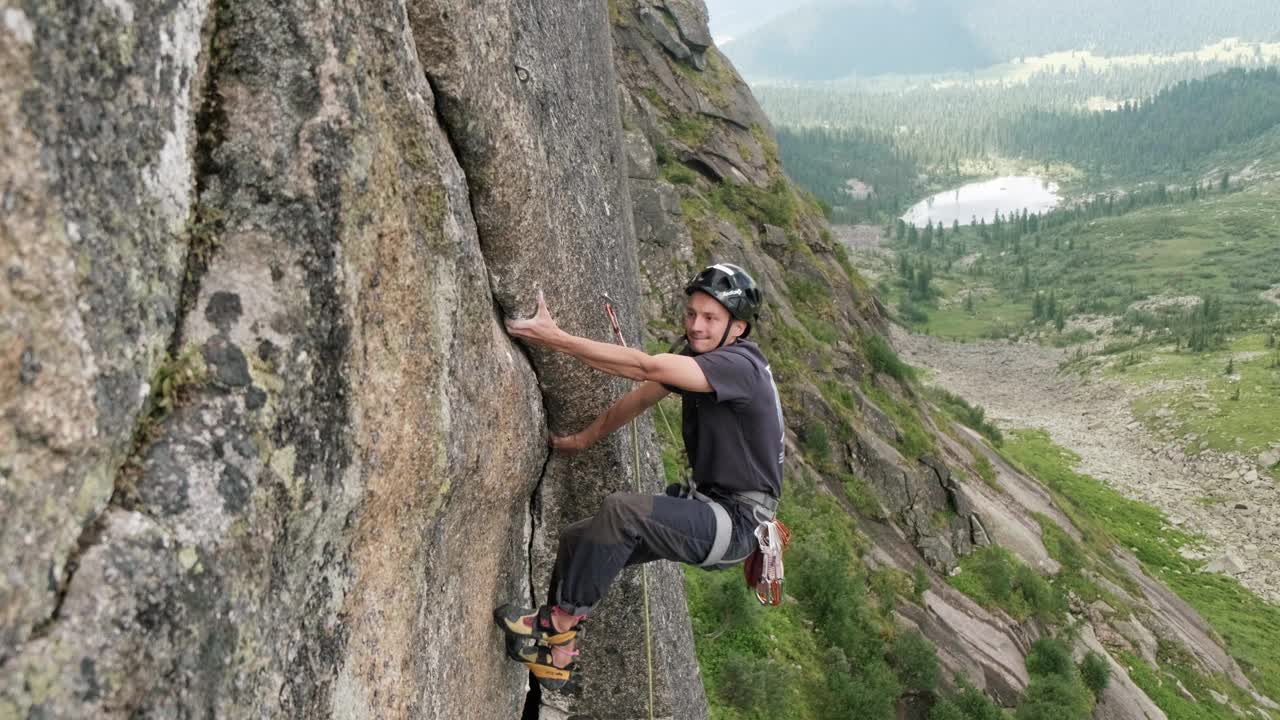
<box><xmin>494</xmin><ymin>263</ymin><xmax>785</xmax><ymax>689</ymax></box>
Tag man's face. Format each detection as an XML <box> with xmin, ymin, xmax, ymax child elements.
<box><xmin>684</xmin><ymin>291</ymin><xmax>745</xmax><ymax>353</ymax></box>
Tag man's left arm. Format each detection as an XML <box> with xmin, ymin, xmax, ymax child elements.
<box><xmin>506</xmin><ymin>290</ymin><xmax>713</xmax><ymax>393</ymax></box>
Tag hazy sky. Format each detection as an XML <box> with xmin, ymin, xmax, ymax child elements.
<box><xmin>703</xmin><ymin>0</ymin><xmax>810</xmax><ymax>43</ymax></box>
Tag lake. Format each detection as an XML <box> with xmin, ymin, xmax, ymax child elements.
<box><xmin>901</xmin><ymin>176</ymin><xmax>1060</xmax><ymax>228</ymax></box>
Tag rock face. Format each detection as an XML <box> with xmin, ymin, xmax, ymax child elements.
<box><xmin>2</xmin><ymin>0</ymin><xmax>700</xmax><ymax>718</ymax></box>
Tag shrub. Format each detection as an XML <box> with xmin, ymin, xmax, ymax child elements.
<box><xmin>1026</xmin><ymin>638</ymin><xmax>1075</xmax><ymax>678</ymax></box>
<box><xmin>712</xmin><ymin>178</ymin><xmax>797</xmax><ymax>228</ymax></box>
<box><xmin>899</xmin><ymin>298</ymin><xmax>931</xmax><ymax>324</ymax></box>
<box><xmin>951</xmin><ymin>683</ymin><xmax>1006</xmax><ymax>720</ymax></box>
<box><xmin>890</xmin><ymin>630</ymin><xmax>942</xmax><ymax>694</ymax></box>
<box><xmin>865</xmin><ymin>334</ymin><xmax>915</xmax><ymax>382</ymax></box>
<box><xmin>926</xmin><ymin>387</ymin><xmax>1004</xmax><ymax>446</ymax></box>
<box><xmin>659</xmin><ymin>162</ymin><xmax>698</xmax><ymax>185</ymax></box>
<box><xmin>929</xmin><ymin>699</ymin><xmax>967</xmax><ymax>720</ymax></box>
<box><xmin>842</xmin><ymin>473</ymin><xmax>883</xmax><ymax>518</ymax></box>
<box><xmin>913</xmin><ymin>563</ymin><xmax>931</xmax><ymax>602</ymax></box>
<box><xmin>974</xmin><ymin>454</ymin><xmax>998</xmax><ymax>488</ymax></box>
<box><xmin>1015</xmin><ymin>673</ymin><xmax>1092</xmax><ymax>720</ymax></box>
<box><xmin>717</xmin><ymin>652</ymin><xmax>794</xmax><ymax>715</ymax></box>
<box><xmin>800</xmin><ymin>422</ymin><xmax>832</xmax><ymax>467</ymax></box>
<box><xmin>826</xmin><ymin>653</ymin><xmax>902</xmax><ymax>720</ymax></box>
<box><xmin>1015</xmin><ymin>564</ymin><xmax>1065</xmax><ymax>622</ymax></box>
<box><xmin>1079</xmin><ymin>652</ymin><xmax>1111</xmax><ymax>697</ymax></box>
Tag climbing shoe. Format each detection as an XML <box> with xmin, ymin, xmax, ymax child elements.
<box><xmin>493</xmin><ymin>603</ymin><xmax>579</xmax><ymax>646</ymax></box>
<box><xmin>511</xmin><ymin>639</ymin><xmax>578</xmax><ymax>691</ymax></box>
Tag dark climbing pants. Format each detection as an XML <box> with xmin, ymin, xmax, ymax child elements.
<box><xmin>547</xmin><ymin>491</ymin><xmax>758</xmax><ymax>615</ymax></box>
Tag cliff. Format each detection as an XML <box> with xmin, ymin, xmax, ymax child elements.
<box><xmin>2</xmin><ymin>0</ymin><xmax>694</xmax><ymax>717</ymax></box>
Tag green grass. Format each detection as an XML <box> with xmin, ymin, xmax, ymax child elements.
<box><xmin>1123</xmin><ymin>332</ymin><xmax>1280</xmax><ymax>458</ymax></box>
<box><xmin>863</xmin><ymin>381</ymin><xmax>935</xmax><ymax>458</ymax></box>
<box><xmin>909</xmin><ymin>292</ymin><xmax>1033</xmax><ymax>342</ymax></box>
<box><xmin>1119</xmin><ymin>649</ymin><xmax>1257</xmax><ymax>720</ymax></box>
<box><xmin>668</xmin><ymin>113</ymin><xmax>714</xmax><ymax>146</ymax></box>
<box><xmin>683</xmin><ymin>466</ymin><xmax>938</xmax><ymax>720</ymax></box>
<box><xmin>1001</xmin><ymin>430</ymin><xmax>1280</xmax><ymax>702</ymax></box>
<box><xmin>973</xmin><ymin>454</ymin><xmax>998</xmax><ymax>489</ymax></box>
<box><xmin>925</xmin><ymin>386</ymin><xmax>1004</xmax><ymax>446</ymax></box>
<box><xmin>948</xmin><ymin>545</ymin><xmax>1066</xmax><ymax>624</ymax></box>
<box><xmin>1034</xmin><ymin>514</ymin><xmax>1133</xmax><ymax>611</ymax></box>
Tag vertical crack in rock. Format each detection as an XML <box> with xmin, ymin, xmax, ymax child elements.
<box><xmin>173</xmin><ymin>0</ymin><xmax>229</xmax><ymax>358</ymax></box>
<box><xmin>521</xmin><ymin>448</ymin><xmax>554</xmax><ymax>717</ymax></box>
<box><xmin>521</xmin><ymin>679</ymin><xmax>543</xmax><ymax>720</ymax></box>
<box><xmin>420</xmin><ymin>62</ymin><xmax>552</xmax><ymax>718</ymax></box>
<box><xmin>527</xmin><ymin>451</ymin><xmax>551</xmax><ymax>605</ymax></box>
<box><xmin>23</xmin><ymin>515</ymin><xmax>108</xmax><ymax>646</ymax></box>
<box><xmin>19</xmin><ymin>0</ymin><xmax>226</xmax><ymax>655</ymax></box>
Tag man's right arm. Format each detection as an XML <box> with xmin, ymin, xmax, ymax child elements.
<box><xmin>552</xmin><ymin>381</ymin><xmax>671</xmax><ymax>452</ymax></box>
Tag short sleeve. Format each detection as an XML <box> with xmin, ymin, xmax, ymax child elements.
<box><xmin>693</xmin><ymin>346</ymin><xmax>760</xmax><ymax>405</ymax></box>
<box><xmin>662</xmin><ymin>342</ymin><xmax>698</xmax><ymax>394</ymax></box>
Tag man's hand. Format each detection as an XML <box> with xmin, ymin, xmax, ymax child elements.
<box><xmin>506</xmin><ymin>290</ymin><xmax>561</xmax><ymax>346</ymax></box>
<box><xmin>549</xmin><ymin>433</ymin><xmax>588</xmax><ymax>454</ymax></box>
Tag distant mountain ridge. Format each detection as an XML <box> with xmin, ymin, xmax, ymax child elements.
<box><xmin>721</xmin><ymin>0</ymin><xmax>1280</xmax><ymax>82</ymax></box>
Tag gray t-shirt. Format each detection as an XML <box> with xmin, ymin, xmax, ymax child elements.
<box><xmin>674</xmin><ymin>340</ymin><xmax>784</xmax><ymax>499</ymax></box>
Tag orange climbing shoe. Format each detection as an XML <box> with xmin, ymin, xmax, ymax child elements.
<box><xmin>493</xmin><ymin>604</ymin><xmax>579</xmax><ymax>646</ymax></box>
<box><xmin>511</xmin><ymin>639</ymin><xmax>578</xmax><ymax>691</ymax></box>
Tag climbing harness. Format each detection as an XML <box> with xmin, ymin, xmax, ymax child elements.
<box><xmin>676</xmin><ymin>479</ymin><xmax>778</xmax><ymax>567</ymax></box>
<box><xmin>602</xmin><ymin>295</ymin><xmax>656</xmax><ymax>720</ymax></box>
<box><xmin>744</xmin><ymin>518</ymin><xmax>791</xmax><ymax>606</ymax></box>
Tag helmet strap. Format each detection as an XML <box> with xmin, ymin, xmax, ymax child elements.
<box><xmin>715</xmin><ymin>322</ymin><xmax>733</xmax><ymax>350</ymax></box>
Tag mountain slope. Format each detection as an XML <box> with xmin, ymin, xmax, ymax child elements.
<box><xmin>610</xmin><ymin>2</ymin><xmax>1280</xmax><ymax>718</ymax></box>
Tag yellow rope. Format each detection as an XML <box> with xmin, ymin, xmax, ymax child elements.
<box><xmin>603</xmin><ymin>300</ymin><xmax>656</xmax><ymax>719</ymax></box>
<box><xmin>631</xmin><ymin>419</ymin><xmax>655</xmax><ymax>720</ymax></box>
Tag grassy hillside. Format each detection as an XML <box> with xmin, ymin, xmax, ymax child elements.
<box><xmin>885</xmin><ymin>182</ymin><xmax>1280</xmax><ymax>340</ymax></box>
<box><xmin>1001</xmin><ymin>431</ymin><xmax>1280</xmax><ymax>704</ymax></box>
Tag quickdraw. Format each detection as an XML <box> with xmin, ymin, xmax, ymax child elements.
<box><xmin>747</xmin><ymin>519</ymin><xmax>791</xmax><ymax>606</ymax></box>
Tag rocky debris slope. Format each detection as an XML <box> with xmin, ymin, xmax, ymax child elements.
<box><xmin>1</xmin><ymin>0</ymin><xmax>702</xmax><ymax>718</ymax></box>
<box><xmin>893</xmin><ymin>327</ymin><xmax>1280</xmax><ymax>605</ymax></box>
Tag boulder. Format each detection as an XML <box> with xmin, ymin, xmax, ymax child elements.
<box><xmin>1115</xmin><ymin>617</ymin><xmax>1160</xmax><ymax>666</ymax></box>
<box><xmin>638</xmin><ymin>6</ymin><xmax>692</xmax><ymax>62</ymax></box>
<box><xmin>1204</xmin><ymin>552</ymin><xmax>1248</xmax><ymax>575</ymax></box>
<box><xmin>1075</xmin><ymin>626</ymin><xmax>1169</xmax><ymax>720</ymax></box>
<box><xmin>661</xmin><ymin>0</ymin><xmax>712</xmax><ymax>50</ymax></box>
<box><xmin>625</xmin><ymin>128</ymin><xmax>659</xmax><ymax>180</ymax></box>
<box><xmin>970</xmin><ymin>514</ymin><xmax>992</xmax><ymax>547</ymax></box>
<box><xmin>762</xmin><ymin>223</ymin><xmax>788</xmax><ymax>249</ymax></box>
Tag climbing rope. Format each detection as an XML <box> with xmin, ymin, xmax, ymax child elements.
<box><xmin>602</xmin><ymin>296</ymin><xmax>656</xmax><ymax>720</ymax></box>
